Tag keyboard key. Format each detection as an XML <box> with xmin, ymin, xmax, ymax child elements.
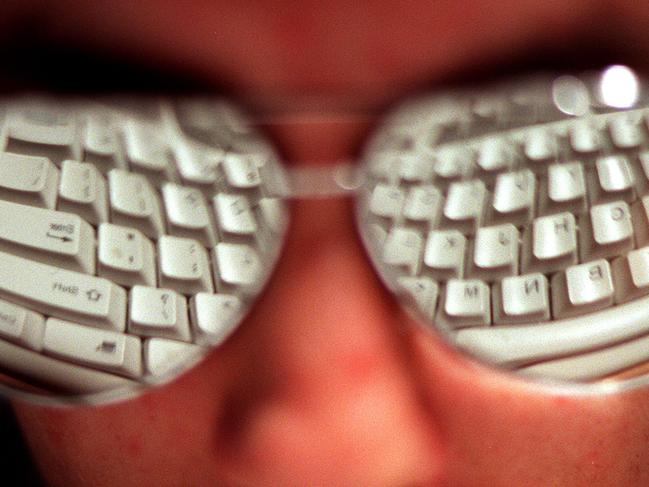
<box><xmin>402</xmin><ymin>185</ymin><xmax>441</xmax><ymax>224</ymax></box>
<box><xmin>491</xmin><ymin>169</ymin><xmax>535</xmax><ymax>224</ymax></box>
<box><xmin>441</xmin><ymin>279</ymin><xmax>491</xmax><ymax>328</ymax></box>
<box><xmin>4</xmin><ymin>103</ymin><xmax>80</xmax><ymax>164</ymax></box>
<box><xmin>123</xmin><ymin>120</ymin><xmax>175</xmax><ymax>185</ymax></box>
<box><xmin>397</xmin><ymin>153</ymin><xmax>435</xmax><ymax>183</ymax></box>
<box><xmin>0</xmin><ymin>297</ymin><xmax>45</xmax><ymax>350</ymax></box>
<box><xmin>172</xmin><ymin>97</ymin><xmax>256</xmax><ymax>149</ymax></box>
<box><xmin>58</xmin><ymin>160</ymin><xmax>109</xmax><ymax>225</ymax></box>
<box><xmin>174</xmin><ymin>142</ymin><xmax>224</xmax><ymax>187</ymax></box>
<box><xmin>523</xmin><ymin>212</ymin><xmax>577</xmax><ymax>273</ymax></box>
<box><xmin>476</xmin><ymin>138</ymin><xmax>513</xmax><ymax>173</ymax></box>
<box><xmin>636</xmin><ymin>150</ymin><xmax>649</xmax><ymax>196</ymax></box>
<box><xmin>43</xmin><ymin>318</ymin><xmax>142</xmax><ymax>378</ymax></box>
<box><xmin>423</xmin><ymin>229</ymin><xmax>466</xmax><ymax>278</ymax></box>
<box><xmin>0</xmin><ymin>153</ymin><xmax>59</xmax><ymax>209</ymax></box>
<box><xmin>520</xmin><ymin>333</ymin><xmax>649</xmax><ymax>381</ymax></box>
<box><xmin>471</xmin><ymin>95</ymin><xmax>507</xmax><ymax>120</ymax></box>
<box><xmin>381</xmin><ymin>227</ymin><xmax>423</xmax><ymax>275</ymax></box>
<box><xmin>158</xmin><ymin>236</ymin><xmax>214</xmax><ymax>295</ymax></box>
<box><xmin>190</xmin><ymin>293</ymin><xmax>243</xmax><ymax>345</ymax></box>
<box><xmin>0</xmin><ymin>338</ymin><xmax>137</xmax><ymax>393</ymax></box>
<box><xmin>631</xmin><ymin>196</ymin><xmax>649</xmax><ymax>246</ymax></box>
<box><xmin>597</xmin><ymin>155</ymin><xmax>635</xmax><ymax>192</ymax></box>
<box><xmin>214</xmin><ymin>193</ymin><xmax>258</xmax><ymax>237</ymax></box>
<box><xmin>82</xmin><ymin>112</ymin><xmax>124</xmax><ymax>170</ymax></box>
<box><xmin>552</xmin><ymin>259</ymin><xmax>614</xmax><ymax>319</ymax></box>
<box><xmin>128</xmin><ymin>286</ymin><xmax>191</xmax><ymax>342</ymax></box>
<box><xmin>144</xmin><ymin>337</ymin><xmax>203</xmax><ymax>377</ymax></box>
<box><xmin>592</xmin><ymin>202</ymin><xmax>633</xmax><ymax>246</ymax></box>
<box><xmin>626</xmin><ymin>247</ymin><xmax>649</xmax><ymax>290</ymax></box>
<box><xmin>222</xmin><ymin>153</ymin><xmax>262</xmax><ymax>189</ymax></box>
<box><xmin>542</xmin><ymin>161</ymin><xmax>586</xmax><ymax>214</ymax></box>
<box><xmin>213</xmin><ymin>243</ymin><xmax>264</xmax><ymax>292</ymax></box>
<box><xmin>108</xmin><ymin>169</ymin><xmax>165</xmax><ymax>239</ymax></box>
<box><xmin>471</xmin><ymin>223</ymin><xmax>519</xmax><ymax>280</ymax></box>
<box><xmin>494</xmin><ymin>273</ymin><xmax>550</xmax><ymax>324</ymax></box>
<box><xmin>368</xmin><ymin>223</ymin><xmax>388</xmax><ymax>249</ymax></box>
<box><xmin>455</xmin><ymin>297</ymin><xmax>649</xmax><ymax>367</ymax></box>
<box><xmin>367</xmin><ymin>152</ymin><xmax>398</xmax><ymax>181</ymax></box>
<box><xmin>523</xmin><ymin>129</ymin><xmax>557</xmax><ymax>162</ymax></box>
<box><xmin>569</xmin><ymin>121</ymin><xmax>601</xmax><ymax>153</ymax></box>
<box><xmin>0</xmin><ymin>200</ymin><xmax>96</xmax><ymax>274</ymax></box>
<box><xmin>0</xmin><ymin>250</ymin><xmax>127</xmax><ymax>331</ymax></box>
<box><xmin>433</xmin><ymin>147</ymin><xmax>473</xmax><ymax>180</ymax></box>
<box><xmin>257</xmin><ymin>197</ymin><xmax>289</xmax><ymax>236</ymax></box>
<box><xmin>612</xmin><ymin>247</ymin><xmax>649</xmax><ymax>303</ymax></box>
<box><xmin>593</xmin><ymin>155</ymin><xmax>635</xmax><ymax>203</ymax></box>
<box><xmin>162</xmin><ymin>183</ymin><xmax>216</xmax><ymax>246</ymax></box>
<box><xmin>368</xmin><ymin>184</ymin><xmax>405</xmax><ymax>220</ymax></box>
<box><xmin>97</xmin><ymin>223</ymin><xmax>156</xmax><ymax>287</ymax></box>
<box><xmin>397</xmin><ymin>276</ymin><xmax>438</xmax><ymax>319</ymax></box>
<box><xmin>609</xmin><ymin>114</ymin><xmax>644</xmax><ymax>149</ymax></box>
<box><xmin>580</xmin><ymin>201</ymin><xmax>633</xmax><ymax>260</ymax></box>
<box><xmin>443</xmin><ymin>179</ymin><xmax>486</xmax><ymax>234</ymax></box>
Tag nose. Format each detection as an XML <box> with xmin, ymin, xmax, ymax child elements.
<box><xmin>206</xmin><ymin>118</ymin><xmax>448</xmax><ymax>485</ymax></box>
<box><xmin>212</xmin><ymin>197</ymin><xmax>447</xmax><ymax>486</ymax></box>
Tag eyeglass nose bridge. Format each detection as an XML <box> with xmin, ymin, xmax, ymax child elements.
<box><xmin>282</xmin><ymin>162</ymin><xmax>366</xmax><ymax>200</ymax></box>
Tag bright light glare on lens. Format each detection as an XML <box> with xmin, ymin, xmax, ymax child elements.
<box><xmin>599</xmin><ymin>65</ymin><xmax>639</xmax><ymax>108</ymax></box>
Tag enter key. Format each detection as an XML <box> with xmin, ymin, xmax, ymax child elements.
<box><xmin>0</xmin><ymin>199</ymin><xmax>96</xmax><ymax>274</ymax></box>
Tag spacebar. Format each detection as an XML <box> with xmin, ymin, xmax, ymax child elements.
<box><xmin>453</xmin><ymin>295</ymin><xmax>649</xmax><ymax>367</ymax></box>
<box><xmin>0</xmin><ymin>250</ymin><xmax>126</xmax><ymax>331</ymax></box>
<box><xmin>518</xmin><ymin>333</ymin><xmax>649</xmax><ymax>381</ymax></box>
<box><xmin>0</xmin><ymin>338</ymin><xmax>138</xmax><ymax>394</ymax></box>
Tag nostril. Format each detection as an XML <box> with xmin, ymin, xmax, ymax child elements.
<box><xmin>213</xmin><ymin>389</ymin><xmax>449</xmax><ymax>487</ymax></box>
<box><xmin>214</xmin><ymin>378</ymin><xmax>274</xmax><ymax>454</ymax></box>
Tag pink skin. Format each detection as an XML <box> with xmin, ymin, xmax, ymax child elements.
<box><xmin>9</xmin><ymin>1</ymin><xmax>649</xmax><ymax>485</ymax></box>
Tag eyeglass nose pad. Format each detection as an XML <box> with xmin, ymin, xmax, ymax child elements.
<box><xmin>353</xmin><ymin>65</ymin><xmax>649</xmax><ymax>394</ymax></box>
<box><xmin>0</xmin><ymin>95</ymin><xmax>292</xmax><ymax>405</ymax></box>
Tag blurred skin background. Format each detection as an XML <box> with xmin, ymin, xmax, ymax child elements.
<box><xmin>3</xmin><ymin>1</ymin><xmax>649</xmax><ymax>485</ymax></box>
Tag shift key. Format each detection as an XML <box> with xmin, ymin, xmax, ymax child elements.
<box><xmin>0</xmin><ymin>250</ymin><xmax>126</xmax><ymax>331</ymax></box>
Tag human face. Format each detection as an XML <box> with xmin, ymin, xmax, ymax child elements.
<box><xmin>10</xmin><ymin>1</ymin><xmax>649</xmax><ymax>486</ymax></box>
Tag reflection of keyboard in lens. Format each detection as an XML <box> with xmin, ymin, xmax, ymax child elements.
<box><xmin>0</xmin><ymin>96</ymin><xmax>288</xmax><ymax>398</ymax></box>
<box><xmin>359</xmin><ymin>66</ymin><xmax>649</xmax><ymax>383</ymax></box>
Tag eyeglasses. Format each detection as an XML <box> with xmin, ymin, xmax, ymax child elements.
<box><xmin>1</xmin><ymin>65</ymin><xmax>648</xmax><ymax>405</ymax></box>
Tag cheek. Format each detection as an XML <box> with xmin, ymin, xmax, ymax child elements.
<box><xmin>409</xmin><ymin>325</ymin><xmax>649</xmax><ymax>486</ymax></box>
<box><xmin>14</xmin><ymin>356</ymin><xmax>236</xmax><ymax>486</ymax></box>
